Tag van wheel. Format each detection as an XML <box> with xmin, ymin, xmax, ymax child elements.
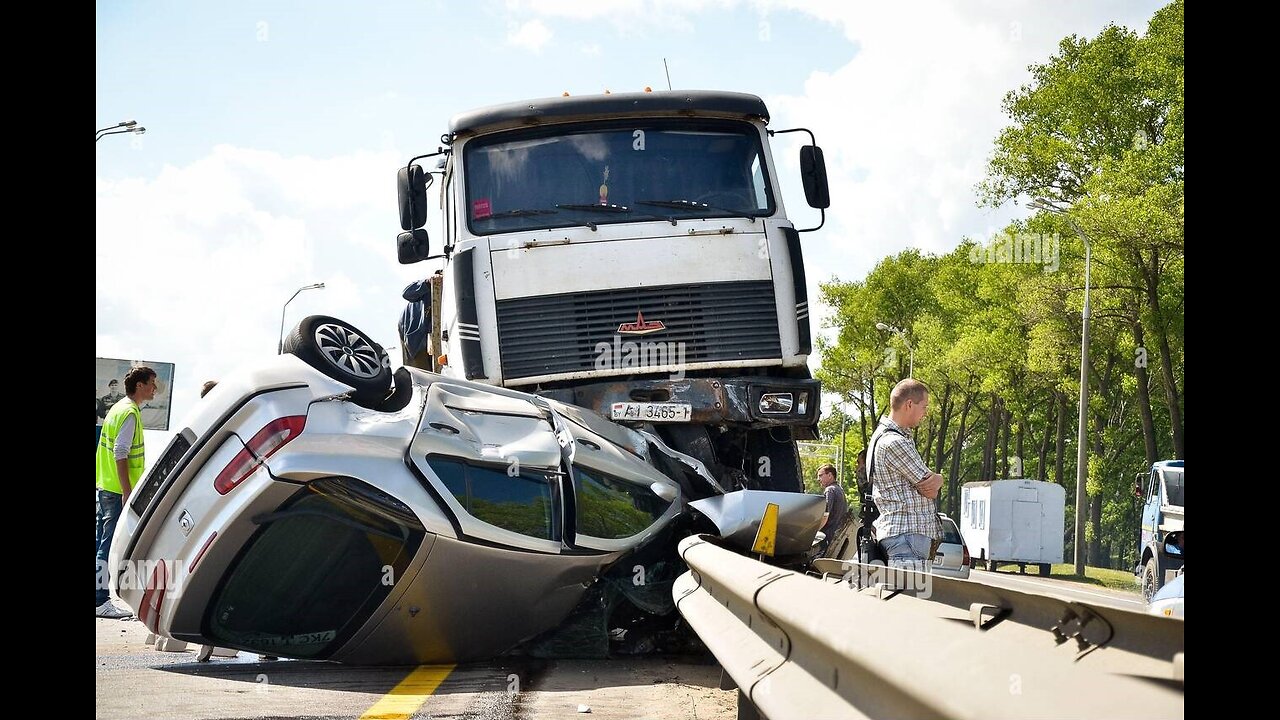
<box><xmin>1141</xmin><ymin>557</ymin><xmax>1162</xmax><ymax>602</ymax></box>
<box><xmin>284</xmin><ymin>315</ymin><xmax>392</xmax><ymax>406</ymax></box>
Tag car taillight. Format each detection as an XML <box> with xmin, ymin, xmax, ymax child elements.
<box><xmin>138</xmin><ymin>560</ymin><xmax>169</xmax><ymax>634</ymax></box>
<box><xmin>962</xmin><ymin>543</ymin><xmax>971</xmax><ymax>566</ymax></box>
<box><xmin>214</xmin><ymin>416</ymin><xmax>306</xmax><ymax>495</ymax></box>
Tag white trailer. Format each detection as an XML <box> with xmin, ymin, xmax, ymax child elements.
<box><xmin>959</xmin><ymin>479</ymin><xmax>1065</xmax><ymax>575</ymax></box>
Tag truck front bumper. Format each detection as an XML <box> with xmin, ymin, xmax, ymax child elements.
<box><xmin>539</xmin><ymin>376</ymin><xmax>821</xmax><ymax>428</ymax></box>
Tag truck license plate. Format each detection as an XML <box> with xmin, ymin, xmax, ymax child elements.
<box><xmin>610</xmin><ymin>402</ymin><xmax>692</xmax><ymax>423</ymax></box>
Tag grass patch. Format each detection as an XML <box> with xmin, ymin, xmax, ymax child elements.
<box><xmin>989</xmin><ymin>563</ymin><xmax>1138</xmax><ymax>592</ymax></box>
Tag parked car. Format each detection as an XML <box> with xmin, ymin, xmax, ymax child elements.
<box><xmin>110</xmin><ymin>315</ymin><xmax>823</xmax><ymax>664</ymax></box>
<box><xmin>1147</xmin><ymin>530</ymin><xmax>1183</xmax><ymax>619</ymax></box>
<box><xmin>931</xmin><ymin>514</ymin><xmax>971</xmax><ymax>579</ymax></box>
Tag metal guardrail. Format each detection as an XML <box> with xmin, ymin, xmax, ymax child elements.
<box><xmin>674</xmin><ymin>535</ymin><xmax>1183</xmax><ymax>720</ymax></box>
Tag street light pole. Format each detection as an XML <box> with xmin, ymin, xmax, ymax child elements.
<box><xmin>97</xmin><ymin>120</ymin><xmax>147</xmax><ymax>142</ymax></box>
<box><xmin>1029</xmin><ymin>198</ymin><xmax>1091</xmax><ymax>576</ymax></box>
<box><xmin>278</xmin><ymin>283</ymin><xmax>326</xmax><ymax>354</ymax></box>
<box><xmin>875</xmin><ymin>322</ymin><xmax>914</xmax><ymax>378</ymax></box>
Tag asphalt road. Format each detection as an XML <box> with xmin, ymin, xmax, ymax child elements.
<box><xmin>964</xmin><ymin>567</ymin><xmax>1147</xmax><ymax>611</ymax></box>
<box><xmin>96</xmin><ymin>615</ymin><xmax>736</xmax><ymax>720</ymax></box>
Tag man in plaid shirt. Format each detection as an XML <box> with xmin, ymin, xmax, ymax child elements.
<box><xmin>869</xmin><ymin>379</ymin><xmax>944</xmax><ymax>570</ymax></box>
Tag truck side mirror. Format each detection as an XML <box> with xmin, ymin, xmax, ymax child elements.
<box><xmin>799</xmin><ymin>146</ymin><xmax>830</xmax><ymax>209</ymax></box>
<box><xmin>397</xmin><ymin>229</ymin><xmax>431</xmax><ymax>264</ymax></box>
<box><xmin>1134</xmin><ymin>472</ymin><xmax>1145</xmax><ymax>499</ymax></box>
<box><xmin>398</xmin><ymin>164</ymin><xmax>428</xmax><ymax>231</ymax></box>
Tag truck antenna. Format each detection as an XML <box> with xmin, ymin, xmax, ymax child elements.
<box><xmin>663</xmin><ymin>58</ymin><xmax>673</xmax><ymax>90</ymax></box>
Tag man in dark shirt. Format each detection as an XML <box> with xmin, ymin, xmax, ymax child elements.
<box><xmin>817</xmin><ymin>463</ymin><xmax>849</xmax><ymax>556</ymax></box>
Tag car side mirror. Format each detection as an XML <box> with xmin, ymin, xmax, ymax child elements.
<box><xmin>397</xmin><ymin>229</ymin><xmax>431</xmax><ymax>264</ymax></box>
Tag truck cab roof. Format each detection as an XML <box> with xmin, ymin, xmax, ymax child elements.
<box><xmin>448</xmin><ymin>90</ymin><xmax>770</xmax><ymax>137</ymax></box>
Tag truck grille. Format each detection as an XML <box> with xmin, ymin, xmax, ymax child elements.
<box><xmin>497</xmin><ymin>281</ymin><xmax>781</xmax><ymax>380</ymax></box>
<box><xmin>130</xmin><ymin>433</ymin><xmax>191</xmax><ymax>514</ymax></box>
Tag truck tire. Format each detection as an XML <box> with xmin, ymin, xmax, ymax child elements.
<box><xmin>1142</xmin><ymin>556</ymin><xmax>1162</xmax><ymax>602</ymax></box>
<box><xmin>744</xmin><ymin>429</ymin><xmax>803</xmax><ymax>493</ymax></box>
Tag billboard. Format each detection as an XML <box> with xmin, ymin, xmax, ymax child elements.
<box><xmin>95</xmin><ymin>358</ymin><xmax>175</xmax><ymax>432</ymax></box>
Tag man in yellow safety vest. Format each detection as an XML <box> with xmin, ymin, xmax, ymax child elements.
<box><xmin>95</xmin><ymin>365</ymin><xmax>158</xmax><ymax>618</ymax></box>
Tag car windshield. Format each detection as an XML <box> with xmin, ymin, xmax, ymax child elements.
<box><xmin>464</xmin><ymin>119</ymin><xmax>774</xmax><ymax>234</ymax></box>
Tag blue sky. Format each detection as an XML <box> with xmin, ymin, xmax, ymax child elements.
<box><xmin>97</xmin><ymin>0</ymin><xmax>1168</xmax><ymax>448</ymax></box>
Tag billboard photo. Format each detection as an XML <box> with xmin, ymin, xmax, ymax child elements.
<box><xmin>96</xmin><ymin>358</ymin><xmax>175</xmax><ymax>431</ymax></box>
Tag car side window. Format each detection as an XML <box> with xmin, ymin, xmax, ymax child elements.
<box><xmin>574</xmin><ymin>465</ymin><xmax>670</xmax><ymax>539</ymax></box>
<box><xmin>428</xmin><ymin>458</ymin><xmax>557</xmax><ymax>541</ymax></box>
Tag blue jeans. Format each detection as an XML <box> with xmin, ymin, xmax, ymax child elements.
<box><xmin>881</xmin><ymin>532</ymin><xmax>934</xmax><ymax>570</ymax></box>
<box><xmin>96</xmin><ymin>489</ymin><xmax>123</xmax><ymax>606</ymax></box>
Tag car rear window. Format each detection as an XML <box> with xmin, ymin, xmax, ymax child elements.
<box><xmin>573</xmin><ymin>465</ymin><xmax>671</xmax><ymax>539</ymax></box>
<box><xmin>940</xmin><ymin>517</ymin><xmax>963</xmax><ymax>544</ymax></box>
<box><xmin>204</xmin><ymin>478</ymin><xmax>425</xmax><ymax>659</ymax></box>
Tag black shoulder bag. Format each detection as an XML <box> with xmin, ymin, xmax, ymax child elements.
<box><xmin>856</xmin><ymin>425</ymin><xmax>907</xmax><ymax>565</ymax></box>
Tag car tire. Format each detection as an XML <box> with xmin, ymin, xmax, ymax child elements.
<box><xmin>284</xmin><ymin>315</ymin><xmax>392</xmax><ymax>406</ymax></box>
<box><xmin>1142</xmin><ymin>556</ymin><xmax>1162</xmax><ymax>602</ymax></box>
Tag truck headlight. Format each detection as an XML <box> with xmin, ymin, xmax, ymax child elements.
<box><xmin>759</xmin><ymin>392</ymin><xmax>795</xmax><ymax>414</ymax></box>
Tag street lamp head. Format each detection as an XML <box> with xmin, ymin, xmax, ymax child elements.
<box><xmin>309</xmin><ymin>282</ymin><xmax>325</xmax><ymax>290</ymax></box>
<box><xmin>120</xmin><ymin>120</ymin><xmax>137</xmax><ymax>128</ymax></box>
<box><xmin>133</xmin><ymin>126</ymin><xmax>146</xmax><ymax>136</ymax></box>
<box><xmin>875</xmin><ymin>322</ymin><xmax>889</xmax><ymax>331</ymax></box>
<box><xmin>1027</xmin><ymin>197</ymin><xmax>1062</xmax><ymax>214</ymax></box>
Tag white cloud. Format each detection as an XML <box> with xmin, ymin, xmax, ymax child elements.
<box><xmin>507</xmin><ymin>19</ymin><xmax>552</xmax><ymax>52</ymax></box>
<box><xmin>97</xmin><ymin>145</ymin><xmax>432</xmax><ymax>445</ymax></box>
<box><xmin>756</xmin><ymin>0</ymin><xmax>1164</xmax><ymax>357</ymax></box>
<box><xmin>503</xmin><ymin>0</ymin><xmax>737</xmax><ymax>36</ymax></box>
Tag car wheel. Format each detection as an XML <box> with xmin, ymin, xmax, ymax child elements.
<box><xmin>1141</xmin><ymin>556</ymin><xmax>1162</xmax><ymax>602</ymax></box>
<box><xmin>284</xmin><ymin>315</ymin><xmax>392</xmax><ymax>406</ymax></box>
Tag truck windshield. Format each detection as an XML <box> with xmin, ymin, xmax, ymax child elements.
<box><xmin>464</xmin><ymin>119</ymin><xmax>774</xmax><ymax>235</ymax></box>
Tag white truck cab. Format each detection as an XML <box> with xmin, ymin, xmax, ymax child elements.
<box><xmin>395</xmin><ymin>90</ymin><xmax>831</xmax><ymax>493</ymax></box>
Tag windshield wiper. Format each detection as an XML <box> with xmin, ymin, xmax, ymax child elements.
<box><xmin>636</xmin><ymin>198</ymin><xmax>762</xmax><ymax>220</ymax></box>
<box><xmin>481</xmin><ymin>208</ymin><xmax>559</xmax><ymax>219</ymax></box>
<box><xmin>555</xmin><ymin>203</ymin><xmax>632</xmax><ymax>214</ymax></box>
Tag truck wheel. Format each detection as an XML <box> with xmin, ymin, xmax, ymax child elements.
<box><xmin>1039</xmin><ymin>563</ymin><xmax>1051</xmax><ymax>576</ymax></box>
<box><xmin>744</xmin><ymin>429</ymin><xmax>803</xmax><ymax>493</ymax></box>
<box><xmin>284</xmin><ymin>315</ymin><xmax>392</xmax><ymax>407</ymax></box>
<box><xmin>1141</xmin><ymin>557</ymin><xmax>1162</xmax><ymax>602</ymax></box>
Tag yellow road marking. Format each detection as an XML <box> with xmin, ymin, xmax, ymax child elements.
<box><xmin>359</xmin><ymin>664</ymin><xmax>455</xmax><ymax>720</ymax></box>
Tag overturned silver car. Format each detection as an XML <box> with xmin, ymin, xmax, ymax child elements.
<box><xmin>111</xmin><ymin>316</ymin><xmax>823</xmax><ymax>664</ymax></box>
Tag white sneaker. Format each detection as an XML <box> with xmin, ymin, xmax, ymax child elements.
<box><xmin>95</xmin><ymin>600</ymin><xmax>133</xmax><ymax>619</ymax></box>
